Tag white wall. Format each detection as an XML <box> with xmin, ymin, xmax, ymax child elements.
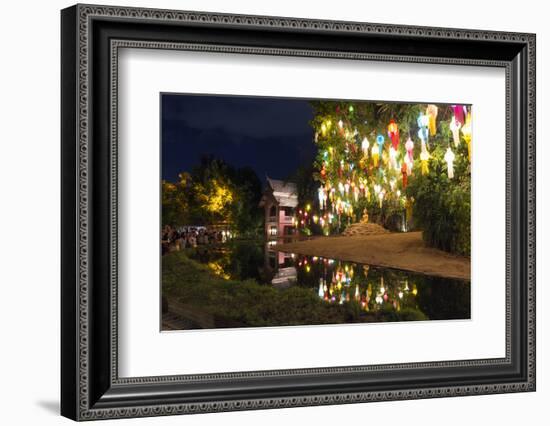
<box><xmin>0</xmin><ymin>0</ymin><xmax>546</xmax><ymax>424</ymax></box>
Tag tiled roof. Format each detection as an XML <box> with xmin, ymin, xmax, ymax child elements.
<box><xmin>267</xmin><ymin>177</ymin><xmax>298</xmax><ymax>196</ymax></box>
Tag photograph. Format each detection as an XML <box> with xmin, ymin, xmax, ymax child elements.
<box><xmin>160</xmin><ymin>94</ymin><xmax>472</xmax><ymax>330</ymax></box>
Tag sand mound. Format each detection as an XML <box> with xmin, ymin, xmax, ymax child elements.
<box><xmin>342</xmin><ymin>222</ymin><xmax>389</xmax><ymax>237</ymax></box>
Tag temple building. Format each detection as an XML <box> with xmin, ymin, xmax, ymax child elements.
<box><xmin>259</xmin><ymin>177</ymin><xmax>298</xmax><ymax>239</ymax></box>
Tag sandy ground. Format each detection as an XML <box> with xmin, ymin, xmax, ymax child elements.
<box><xmin>277</xmin><ymin>231</ymin><xmax>470</xmax><ymax>280</ymax></box>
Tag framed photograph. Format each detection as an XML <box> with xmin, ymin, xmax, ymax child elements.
<box><xmin>61</xmin><ymin>4</ymin><xmax>536</xmax><ymax>421</ymax></box>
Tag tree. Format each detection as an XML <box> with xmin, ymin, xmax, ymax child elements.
<box><xmin>162</xmin><ymin>156</ymin><xmax>264</xmax><ymax>237</ymax></box>
<box><xmin>309</xmin><ymin>100</ymin><xmax>471</xmax><ymax>254</ymax></box>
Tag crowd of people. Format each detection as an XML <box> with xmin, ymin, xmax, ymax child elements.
<box><xmin>161</xmin><ymin>225</ymin><xmax>231</xmax><ymax>255</ymax></box>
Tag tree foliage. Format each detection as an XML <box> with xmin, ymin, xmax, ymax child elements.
<box><xmin>309</xmin><ymin>100</ymin><xmax>471</xmax><ymax>255</ymax></box>
<box><xmin>162</xmin><ymin>156</ymin><xmax>263</xmax><ymax>236</ymax></box>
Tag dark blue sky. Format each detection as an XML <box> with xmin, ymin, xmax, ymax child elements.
<box><xmin>161</xmin><ymin>94</ymin><xmax>315</xmax><ymax>183</ymax></box>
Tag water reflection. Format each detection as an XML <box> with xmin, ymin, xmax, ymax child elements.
<box><xmin>188</xmin><ymin>239</ymin><xmax>470</xmax><ymax>321</ymax></box>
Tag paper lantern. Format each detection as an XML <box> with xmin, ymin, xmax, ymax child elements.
<box><xmin>426</xmin><ymin>104</ymin><xmax>438</xmax><ymax>136</ymax></box>
<box><xmin>449</xmin><ymin>118</ymin><xmax>461</xmax><ymax>147</ymax></box>
<box><xmin>444</xmin><ymin>147</ymin><xmax>456</xmax><ymax>179</ymax></box>
<box><xmin>451</xmin><ymin>105</ymin><xmax>466</xmax><ymax>125</ymax></box>
<box><xmin>405</xmin><ymin>137</ymin><xmax>414</xmax><ymax>162</ymax></box>
<box><xmin>387</xmin><ymin>119</ymin><xmax>400</xmax><ymax>149</ymax></box>
<box><xmin>353</xmin><ymin>186</ymin><xmax>360</xmax><ymax>202</ymax></box>
<box><xmin>318</xmin><ymin>187</ymin><xmax>326</xmax><ymax>210</ymax></box>
<box><xmin>371</xmin><ymin>144</ymin><xmax>379</xmax><ymax>167</ymax></box>
<box><xmin>378</xmin><ymin>190</ymin><xmax>385</xmax><ymax>208</ymax></box>
<box><xmin>376</xmin><ymin>134</ymin><xmax>385</xmax><ymax>157</ymax></box>
<box><xmin>361</xmin><ymin>137</ymin><xmax>370</xmax><ymax>157</ymax></box>
<box><xmin>420</xmin><ymin>141</ymin><xmax>430</xmax><ymax>175</ymax></box>
<box><xmin>389</xmin><ymin>146</ymin><xmax>398</xmax><ymax>170</ymax></box>
<box><xmin>404</xmin><ymin>155</ymin><xmax>413</xmax><ymax>176</ymax></box>
<box><xmin>417</xmin><ymin>113</ymin><xmax>429</xmax><ymax>143</ymax></box>
<box><xmin>461</xmin><ymin>112</ymin><xmax>472</xmax><ymax>162</ymax></box>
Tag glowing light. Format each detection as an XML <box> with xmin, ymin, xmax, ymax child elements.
<box><xmin>449</xmin><ymin>118</ymin><xmax>461</xmax><ymax>147</ymax></box>
<box><xmin>451</xmin><ymin>105</ymin><xmax>466</xmax><ymax>125</ymax></box>
<box><xmin>405</xmin><ymin>137</ymin><xmax>414</xmax><ymax>162</ymax></box>
<box><xmin>387</xmin><ymin>119</ymin><xmax>400</xmax><ymax>149</ymax></box>
<box><xmin>426</xmin><ymin>104</ymin><xmax>438</xmax><ymax>136</ymax></box>
<box><xmin>376</xmin><ymin>134</ymin><xmax>385</xmax><ymax>156</ymax></box>
<box><xmin>361</xmin><ymin>137</ymin><xmax>370</xmax><ymax>157</ymax></box>
<box><xmin>389</xmin><ymin>146</ymin><xmax>398</xmax><ymax>170</ymax></box>
<box><xmin>461</xmin><ymin>112</ymin><xmax>472</xmax><ymax>161</ymax></box>
<box><xmin>444</xmin><ymin>147</ymin><xmax>456</xmax><ymax>179</ymax></box>
<box><xmin>371</xmin><ymin>144</ymin><xmax>379</xmax><ymax>167</ymax></box>
<box><xmin>417</xmin><ymin>113</ymin><xmax>429</xmax><ymax>143</ymax></box>
<box><xmin>420</xmin><ymin>141</ymin><xmax>430</xmax><ymax>175</ymax></box>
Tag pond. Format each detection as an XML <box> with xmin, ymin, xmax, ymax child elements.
<box><xmin>187</xmin><ymin>238</ymin><xmax>471</xmax><ymax>321</ymax></box>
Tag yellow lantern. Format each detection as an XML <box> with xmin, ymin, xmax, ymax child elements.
<box><xmin>461</xmin><ymin>112</ymin><xmax>472</xmax><ymax>162</ymax></box>
<box><xmin>426</xmin><ymin>104</ymin><xmax>438</xmax><ymax>136</ymax></box>
<box><xmin>371</xmin><ymin>144</ymin><xmax>379</xmax><ymax>167</ymax></box>
<box><xmin>420</xmin><ymin>141</ymin><xmax>430</xmax><ymax>175</ymax></box>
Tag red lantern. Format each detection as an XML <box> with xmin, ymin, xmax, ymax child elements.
<box><xmin>387</xmin><ymin>119</ymin><xmax>400</xmax><ymax>150</ymax></box>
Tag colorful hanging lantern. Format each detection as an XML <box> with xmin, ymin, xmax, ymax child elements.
<box><xmin>451</xmin><ymin>105</ymin><xmax>466</xmax><ymax>125</ymax></box>
<box><xmin>444</xmin><ymin>147</ymin><xmax>456</xmax><ymax>179</ymax></box>
<box><xmin>318</xmin><ymin>186</ymin><xmax>326</xmax><ymax>210</ymax></box>
<box><xmin>417</xmin><ymin>113</ymin><xmax>429</xmax><ymax>144</ymax></box>
<box><xmin>404</xmin><ymin>155</ymin><xmax>413</xmax><ymax>176</ymax></box>
<box><xmin>376</xmin><ymin>134</ymin><xmax>385</xmax><ymax>157</ymax></box>
<box><xmin>426</xmin><ymin>104</ymin><xmax>438</xmax><ymax>136</ymax></box>
<box><xmin>449</xmin><ymin>118</ymin><xmax>461</xmax><ymax>147</ymax></box>
<box><xmin>461</xmin><ymin>112</ymin><xmax>472</xmax><ymax>162</ymax></box>
<box><xmin>361</xmin><ymin>137</ymin><xmax>370</xmax><ymax>157</ymax></box>
<box><xmin>420</xmin><ymin>141</ymin><xmax>430</xmax><ymax>175</ymax></box>
<box><xmin>389</xmin><ymin>146</ymin><xmax>398</xmax><ymax>170</ymax></box>
<box><xmin>353</xmin><ymin>186</ymin><xmax>360</xmax><ymax>202</ymax></box>
<box><xmin>371</xmin><ymin>144</ymin><xmax>379</xmax><ymax>167</ymax></box>
<box><xmin>405</xmin><ymin>137</ymin><xmax>414</xmax><ymax>162</ymax></box>
<box><xmin>378</xmin><ymin>189</ymin><xmax>385</xmax><ymax>208</ymax></box>
<box><xmin>387</xmin><ymin>119</ymin><xmax>400</xmax><ymax>149</ymax></box>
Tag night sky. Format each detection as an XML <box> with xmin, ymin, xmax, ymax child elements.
<box><xmin>161</xmin><ymin>94</ymin><xmax>315</xmax><ymax>183</ymax></box>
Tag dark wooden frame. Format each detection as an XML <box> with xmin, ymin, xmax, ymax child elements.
<box><xmin>61</xmin><ymin>4</ymin><xmax>536</xmax><ymax>421</ymax></box>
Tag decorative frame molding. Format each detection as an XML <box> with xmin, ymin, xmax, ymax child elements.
<box><xmin>61</xmin><ymin>4</ymin><xmax>536</xmax><ymax>421</ymax></box>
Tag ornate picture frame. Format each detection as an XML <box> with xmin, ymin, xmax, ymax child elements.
<box><xmin>61</xmin><ymin>4</ymin><xmax>535</xmax><ymax>421</ymax></box>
